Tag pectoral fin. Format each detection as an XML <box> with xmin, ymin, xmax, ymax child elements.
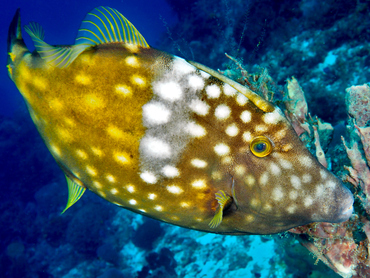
<box><xmin>209</xmin><ymin>190</ymin><xmax>232</xmax><ymax>228</ymax></box>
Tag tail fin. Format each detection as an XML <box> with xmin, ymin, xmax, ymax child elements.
<box><xmin>7</xmin><ymin>9</ymin><xmax>28</xmax><ymax>79</ymax></box>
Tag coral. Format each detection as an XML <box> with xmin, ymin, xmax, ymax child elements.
<box><xmin>287</xmin><ymin>83</ymin><xmax>370</xmax><ymax>278</ymax></box>
<box><xmin>345</xmin><ymin>84</ymin><xmax>370</xmax><ymax>127</ymax></box>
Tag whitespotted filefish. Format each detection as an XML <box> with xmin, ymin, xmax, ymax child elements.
<box><xmin>7</xmin><ymin>7</ymin><xmax>353</xmax><ymax>234</ymax></box>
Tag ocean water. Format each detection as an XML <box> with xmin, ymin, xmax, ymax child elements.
<box><xmin>1</xmin><ymin>0</ymin><xmax>369</xmax><ymax>277</ymax></box>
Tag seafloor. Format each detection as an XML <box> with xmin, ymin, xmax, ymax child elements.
<box><xmin>1</xmin><ymin>0</ymin><xmax>370</xmax><ymax>277</ymax></box>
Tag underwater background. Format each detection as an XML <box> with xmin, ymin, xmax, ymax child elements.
<box><xmin>1</xmin><ymin>0</ymin><xmax>370</xmax><ymax>277</ymax></box>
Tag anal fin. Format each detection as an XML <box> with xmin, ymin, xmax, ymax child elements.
<box><xmin>62</xmin><ymin>175</ymin><xmax>86</xmax><ymax>214</ymax></box>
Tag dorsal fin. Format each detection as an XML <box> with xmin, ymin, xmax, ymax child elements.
<box><xmin>61</xmin><ymin>175</ymin><xmax>86</xmax><ymax>214</ymax></box>
<box><xmin>25</xmin><ymin>22</ymin><xmax>90</xmax><ymax>68</ymax></box>
<box><xmin>76</xmin><ymin>6</ymin><xmax>149</xmax><ymax>48</ymax></box>
<box><xmin>24</xmin><ymin>6</ymin><xmax>149</xmax><ymax>68</ymax></box>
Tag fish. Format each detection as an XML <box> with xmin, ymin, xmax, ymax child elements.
<box><xmin>6</xmin><ymin>6</ymin><xmax>354</xmax><ymax>235</ymax></box>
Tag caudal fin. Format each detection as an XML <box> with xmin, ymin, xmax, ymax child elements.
<box><xmin>7</xmin><ymin>9</ymin><xmax>28</xmax><ymax>79</ymax></box>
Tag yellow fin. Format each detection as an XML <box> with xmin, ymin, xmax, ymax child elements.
<box><xmin>24</xmin><ymin>22</ymin><xmax>89</xmax><ymax>68</ymax></box>
<box><xmin>76</xmin><ymin>6</ymin><xmax>149</xmax><ymax>48</ymax></box>
<box><xmin>24</xmin><ymin>6</ymin><xmax>149</xmax><ymax>68</ymax></box>
<box><xmin>61</xmin><ymin>175</ymin><xmax>86</xmax><ymax>214</ymax></box>
<box><xmin>209</xmin><ymin>190</ymin><xmax>232</xmax><ymax>228</ymax></box>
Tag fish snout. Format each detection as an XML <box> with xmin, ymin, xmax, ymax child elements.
<box><xmin>322</xmin><ymin>177</ymin><xmax>354</xmax><ymax>223</ymax></box>
<box><xmin>334</xmin><ymin>184</ymin><xmax>354</xmax><ymax>222</ymax></box>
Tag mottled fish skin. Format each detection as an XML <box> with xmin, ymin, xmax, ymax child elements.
<box><xmin>7</xmin><ymin>8</ymin><xmax>354</xmax><ymax>235</ymax></box>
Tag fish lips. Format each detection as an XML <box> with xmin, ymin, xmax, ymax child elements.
<box><xmin>325</xmin><ymin>181</ymin><xmax>354</xmax><ymax>223</ymax></box>
<box><xmin>334</xmin><ymin>185</ymin><xmax>354</xmax><ymax>222</ymax></box>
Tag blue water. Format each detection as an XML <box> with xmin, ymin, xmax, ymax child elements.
<box><xmin>2</xmin><ymin>0</ymin><xmax>369</xmax><ymax>277</ymax></box>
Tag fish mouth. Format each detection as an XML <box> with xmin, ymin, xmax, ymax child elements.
<box><xmin>336</xmin><ymin>191</ymin><xmax>354</xmax><ymax>222</ymax></box>
<box><xmin>339</xmin><ymin>204</ymin><xmax>353</xmax><ymax>221</ymax></box>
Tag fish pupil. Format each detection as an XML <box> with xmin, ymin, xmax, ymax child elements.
<box><xmin>254</xmin><ymin>142</ymin><xmax>266</xmax><ymax>152</ymax></box>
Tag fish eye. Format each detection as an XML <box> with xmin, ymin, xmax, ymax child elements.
<box><xmin>250</xmin><ymin>136</ymin><xmax>273</xmax><ymax>157</ymax></box>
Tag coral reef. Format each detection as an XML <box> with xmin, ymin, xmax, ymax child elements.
<box><xmin>287</xmin><ymin>83</ymin><xmax>370</xmax><ymax>278</ymax></box>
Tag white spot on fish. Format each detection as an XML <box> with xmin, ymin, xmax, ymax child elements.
<box><xmin>302</xmin><ymin>174</ymin><xmax>312</xmax><ymax>183</ymax></box>
<box><xmin>111</xmin><ymin>188</ymin><xmax>118</xmax><ymax>195</ymax></box>
<box><xmin>180</xmin><ymin>202</ymin><xmax>190</xmax><ymax>208</ymax></box>
<box><xmin>185</xmin><ymin>122</ymin><xmax>206</xmax><ymax>137</ymax></box>
<box><xmin>93</xmin><ymin>181</ymin><xmax>102</xmax><ymax>189</ymax></box>
<box><xmin>106</xmin><ymin>174</ymin><xmax>116</xmax><ymax>183</ymax></box>
<box><xmin>142</xmin><ymin>102</ymin><xmax>171</xmax><ymax>125</ymax></box>
<box><xmin>223</xmin><ymin>83</ymin><xmax>236</xmax><ymax>96</ymax></box>
<box><xmin>206</xmin><ymin>84</ymin><xmax>221</xmax><ymax>99</ymax></box>
<box><xmin>114</xmin><ymin>152</ymin><xmax>129</xmax><ymax>164</ymax></box>
<box><xmin>126</xmin><ymin>184</ymin><xmax>135</xmax><ymax>193</ymax></box>
<box><xmin>162</xmin><ymin>165</ymin><xmax>180</xmax><ymax>178</ymax></box>
<box><xmin>141</xmin><ymin>137</ymin><xmax>171</xmax><ymax>158</ymax></box>
<box><xmin>225</xmin><ymin>123</ymin><xmax>239</xmax><ymax>137</ymax></box>
<box><xmin>300</xmin><ymin>155</ymin><xmax>314</xmax><ymax>167</ymax></box>
<box><xmin>240</xmin><ymin>110</ymin><xmax>252</xmax><ymax>123</ymax></box>
<box><xmin>242</xmin><ymin>131</ymin><xmax>252</xmax><ymax>143</ymax></box>
<box><xmin>275</xmin><ymin>129</ymin><xmax>286</xmax><ymax>140</ymax></box>
<box><xmin>272</xmin><ymin>187</ymin><xmax>284</xmax><ymax>201</ymax></box>
<box><xmin>192</xmin><ymin>179</ymin><xmax>207</xmax><ymax>189</ymax></box>
<box><xmin>86</xmin><ymin>166</ymin><xmax>97</xmax><ymax>176</ymax></box>
<box><xmin>140</xmin><ymin>172</ymin><xmax>157</xmax><ymax>184</ymax></box>
<box><xmin>115</xmin><ymin>85</ymin><xmax>132</xmax><ymax>96</ymax></box>
<box><xmin>91</xmin><ymin>147</ymin><xmax>103</xmax><ymax>157</ymax></box>
<box><xmin>188</xmin><ymin>75</ymin><xmax>205</xmax><ymax>90</ymax></box>
<box><xmin>125</xmin><ymin>56</ymin><xmax>139</xmax><ymax>67</ymax></box>
<box><xmin>326</xmin><ymin>180</ymin><xmax>336</xmax><ymax>190</ymax></box>
<box><xmin>131</xmin><ymin>75</ymin><xmax>146</xmax><ymax>87</ymax></box>
<box><xmin>107</xmin><ymin>125</ymin><xmax>124</xmax><ymax>139</ymax></box>
<box><xmin>279</xmin><ymin>158</ymin><xmax>293</xmax><ymax>169</ymax></box>
<box><xmin>173</xmin><ymin>57</ymin><xmax>195</xmax><ymax>75</ymax></box>
<box><xmin>215</xmin><ymin>104</ymin><xmax>231</xmax><ymax>120</ymax></box>
<box><xmin>286</xmin><ymin>205</ymin><xmax>297</xmax><ymax>214</ymax></box>
<box><xmin>259</xmin><ymin>172</ymin><xmax>269</xmax><ymax>186</ymax></box>
<box><xmin>154</xmin><ymin>81</ymin><xmax>182</xmax><ymax>101</ymax></box>
<box><xmin>148</xmin><ymin>193</ymin><xmax>157</xmax><ymax>200</ymax></box>
<box><xmin>290</xmin><ymin>175</ymin><xmax>302</xmax><ymax>189</ymax></box>
<box><xmin>50</xmin><ymin>144</ymin><xmax>62</xmax><ymax>157</ymax></box>
<box><xmin>289</xmin><ymin>190</ymin><xmax>298</xmax><ymax>200</ymax></box>
<box><xmin>76</xmin><ymin>149</ymin><xmax>88</xmax><ymax>159</ymax></box>
<box><xmin>214</xmin><ymin>143</ymin><xmax>230</xmax><ymax>156</ymax></box>
<box><xmin>315</xmin><ymin>184</ymin><xmax>325</xmax><ymax>197</ymax></box>
<box><xmin>167</xmin><ymin>185</ymin><xmax>183</xmax><ymax>194</ymax></box>
<box><xmin>129</xmin><ymin>199</ymin><xmax>137</xmax><ymax>205</ymax></box>
<box><xmin>270</xmin><ymin>163</ymin><xmax>281</xmax><ymax>175</ymax></box>
<box><xmin>189</xmin><ymin>99</ymin><xmax>210</xmax><ymax>116</ymax></box>
<box><xmin>154</xmin><ymin>205</ymin><xmax>163</xmax><ymax>211</ymax></box>
<box><xmin>320</xmin><ymin>169</ymin><xmax>328</xmax><ymax>179</ymax></box>
<box><xmin>304</xmin><ymin>196</ymin><xmax>313</xmax><ymax>207</ymax></box>
<box><xmin>263</xmin><ymin>109</ymin><xmax>282</xmax><ymax>124</ymax></box>
<box><xmin>236</xmin><ymin>94</ymin><xmax>248</xmax><ymax>106</ymax></box>
<box><xmin>235</xmin><ymin>165</ymin><xmax>246</xmax><ymax>176</ymax></box>
<box><xmin>191</xmin><ymin>159</ymin><xmax>207</xmax><ymax>168</ymax></box>
<box><xmin>255</xmin><ymin>125</ymin><xmax>268</xmax><ymax>132</ymax></box>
